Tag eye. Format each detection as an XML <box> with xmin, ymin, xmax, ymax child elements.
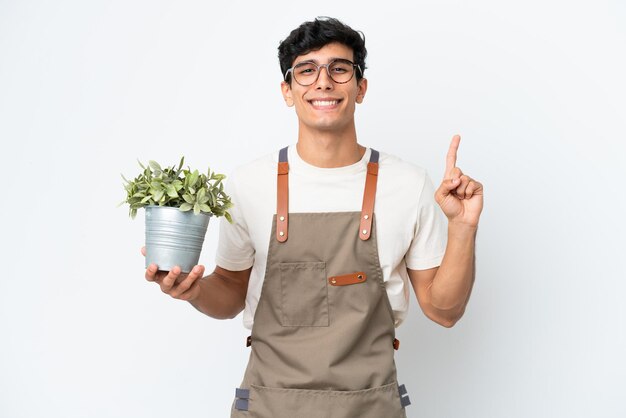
<box><xmin>330</xmin><ymin>61</ymin><xmax>352</xmax><ymax>73</ymax></box>
<box><xmin>295</xmin><ymin>63</ymin><xmax>317</xmax><ymax>76</ymax></box>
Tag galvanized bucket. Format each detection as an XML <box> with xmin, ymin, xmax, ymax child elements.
<box><xmin>144</xmin><ymin>205</ymin><xmax>212</xmax><ymax>273</ymax></box>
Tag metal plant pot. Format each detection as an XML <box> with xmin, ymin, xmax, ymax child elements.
<box><xmin>144</xmin><ymin>205</ymin><xmax>212</xmax><ymax>273</ymax></box>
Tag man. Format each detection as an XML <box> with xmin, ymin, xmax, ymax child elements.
<box><xmin>144</xmin><ymin>17</ymin><xmax>483</xmax><ymax>418</ymax></box>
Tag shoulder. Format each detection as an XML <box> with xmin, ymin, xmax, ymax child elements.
<box><xmin>377</xmin><ymin>150</ymin><xmax>431</xmax><ymax>192</ymax></box>
<box><xmin>229</xmin><ymin>151</ymin><xmax>277</xmax><ymax>183</ymax></box>
<box><xmin>224</xmin><ymin>151</ymin><xmax>278</xmax><ymax>219</ymax></box>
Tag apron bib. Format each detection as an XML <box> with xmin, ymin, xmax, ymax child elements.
<box><xmin>231</xmin><ymin>147</ymin><xmax>411</xmax><ymax>418</ymax></box>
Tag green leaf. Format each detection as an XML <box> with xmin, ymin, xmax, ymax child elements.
<box><xmin>193</xmin><ymin>202</ymin><xmax>200</xmax><ymax>215</ymax></box>
<box><xmin>180</xmin><ymin>203</ymin><xmax>193</xmax><ymax>211</ymax></box>
<box><xmin>137</xmin><ymin>159</ymin><xmax>146</xmax><ymax>170</ymax></box>
<box><xmin>209</xmin><ymin>189</ymin><xmax>217</xmax><ymax>206</ymax></box>
<box><xmin>149</xmin><ymin>160</ymin><xmax>162</xmax><ymax>172</ymax></box>
<box><xmin>196</xmin><ymin>187</ymin><xmax>206</xmax><ymax>202</ymax></box>
<box><xmin>199</xmin><ymin>203</ymin><xmax>212</xmax><ymax>213</ymax></box>
<box><xmin>177</xmin><ymin>156</ymin><xmax>185</xmax><ymax>171</ymax></box>
<box><xmin>165</xmin><ymin>184</ymin><xmax>178</xmax><ymax>198</ymax></box>
<box><xmin>188</xmin><ymin>170</ymin><xmax>199</xmax><ymax>187</ymax></box>
<box><xmin>153</xmin><ymin>189</ymin><xmax>164</xmax><ymax>202</ymax></box>
<box><xmin>183</xmin><ymin>194</ymin><xmax>195</xmax><ymax>204</ymax></box>
<box><xmin>224</xmin><ymin>212</ymin><xmax>233</xmax><ymax>223</ymax></box>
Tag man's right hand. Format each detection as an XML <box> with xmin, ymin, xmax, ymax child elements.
<box><xmin>141</xmin><ymin>246</ymin><xmax>251</xmax><ymax>319</ymax></box>
<box><xmin>142</xmin><ymin>246</ymin><xmax>205</xmax><ymax>301</ymax></box>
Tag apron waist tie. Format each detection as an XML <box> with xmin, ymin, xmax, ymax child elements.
<box><xmin>246</xmin><ymin>335</ymin><xmax>400</xmax><ymax>350</ymax></box>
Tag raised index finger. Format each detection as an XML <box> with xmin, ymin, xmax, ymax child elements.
<box><xmin>445</xmin><ymin>134</ymin><xmax>461</xmax><ymax>177</ymax></box>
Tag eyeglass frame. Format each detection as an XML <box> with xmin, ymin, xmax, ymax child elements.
<box><xmin>284</xmin><ymin>58</ymin><xmax>363</xmax><ymax>86</ymax></box>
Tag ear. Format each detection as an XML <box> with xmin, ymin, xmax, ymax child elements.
<box><xmin>281</xmin><ymin>81</ymin><xmax>294</xmax><ymax>107</ymax></box>
<box><xmin>356</xmin><ymin>78</ymin><xmax>368</xmax><ymax>104</ymax></box>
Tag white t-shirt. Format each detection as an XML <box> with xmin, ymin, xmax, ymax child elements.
<box><xmin>216</xmin><ymin>145</ymin><xmax>447</xmax><ymax>329</ymax></box>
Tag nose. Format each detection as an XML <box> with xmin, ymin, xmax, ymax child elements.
<box><xmin>314</xmin><ymin>65</ymin><xmax>334</xmax><ymax>90</ymax></box>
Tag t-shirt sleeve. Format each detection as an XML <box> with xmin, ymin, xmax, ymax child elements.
<box><xmin>215</xmin><ymin>172</ymin><xmax>255</xmax><ymax>271</ymax></box>
<box><xmin>404</xmin><ymin>173</ymin><xmax>447</xmax><ymax>270</ymax></box>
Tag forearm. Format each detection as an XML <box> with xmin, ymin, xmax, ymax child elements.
<box><xmin>430</xmin><ymin>222</ymin><xmax>477</xmax><ymax>317</ymax></box>
<box><xmin>188</xmin><ymin>268</ymin><xmax>249</xmax><ymax>320</ymax></box>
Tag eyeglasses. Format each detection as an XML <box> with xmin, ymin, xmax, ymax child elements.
<box><xmin>284</xmin><ymin>58</ymin><xmax>362</xmax><ymax>86</ymax></box>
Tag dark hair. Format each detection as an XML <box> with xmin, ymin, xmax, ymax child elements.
<box><xmin>278</xmin><ymin>17</ymin><xmax>367</xmax><ymax>84</ymax></box>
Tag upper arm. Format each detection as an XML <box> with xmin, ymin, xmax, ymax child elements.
<box><xmin>215</xmin><ymin>172</ymin><xmax>256</xmax><ymax>271</ymax></box>
<box><xmin>404</xmin><ymin>173</ymin><xmax>446</xmax><ymax>271</ymax></box>
<box><xmin>407</xmin><ymin>266</ymin><xmax>457</xmax><ymax>328</ymax></box>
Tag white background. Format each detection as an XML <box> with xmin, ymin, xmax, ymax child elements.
<box><xmin>1</xmin><ymin>1</ymin><xmax>625</xmax><ymax>417</ymax></box>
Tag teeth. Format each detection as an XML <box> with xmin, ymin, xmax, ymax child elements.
<box><xmin>311</xmin><ymin>100</ymin><xmax>338</xmax><ymax>107</ymax></box>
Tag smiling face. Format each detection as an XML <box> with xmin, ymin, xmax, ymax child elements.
<box><xmin>281</xmin><ymin>42</ymin><xmax>367</xmax><ymax>136</ymax></box>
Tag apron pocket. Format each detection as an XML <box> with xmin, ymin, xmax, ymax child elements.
<box><xmin>279</xmin><ymin>261</ymin><xmax>328</xmax><ymax>326</ymax></box>
<box><xmin>246</xmin><ymin>382</ymin><xmax>406</xmax><ymax>418</ymax></box>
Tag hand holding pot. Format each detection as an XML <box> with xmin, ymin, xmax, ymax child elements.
<box><xmin>142</xmin><ymin>246</ymin><xmax>205</xmax><ymax>301</ymax></box>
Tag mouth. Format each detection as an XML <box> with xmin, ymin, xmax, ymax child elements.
<box><xmin>308</xmin><ymin>99</ymin><xmax>342</xmax><ymax>110</ymax></box>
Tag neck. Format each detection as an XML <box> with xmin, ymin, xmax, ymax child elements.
<box><xmin>296</xmin><ymin>123</ymin><xmax>365</xmax><ymax>168</ymax></box>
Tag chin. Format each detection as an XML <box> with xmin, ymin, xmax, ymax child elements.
<box><xmin>309</xmin><ymin>116</ymin><xmax>349</xmax><ymax>130</ymax></box>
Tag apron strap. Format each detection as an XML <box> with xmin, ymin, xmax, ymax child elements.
<box><xmin>359</xmin><ymin>149</ymin><xmax>379</xmax><ymax>241</ymax></box>
<box><xmin>276</xmin><ymin>146</ymin><xmax>289</xmax><ymax>242</ymax></box>
<box><xmin>275</xmin><ymin>147</ymin><xmax>379</xmax><ymax>242</ymax></box>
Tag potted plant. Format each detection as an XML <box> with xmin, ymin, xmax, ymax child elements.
<box><xmin>120</xmin><ymin>157</ymin><xmax>233</xmax><ymax>273</ymax></box>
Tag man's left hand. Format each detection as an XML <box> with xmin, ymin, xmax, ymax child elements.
<box><xmin>435</xmin><ymin>134</ymin><xmax>484</xmax><ymax>227</ymax></box>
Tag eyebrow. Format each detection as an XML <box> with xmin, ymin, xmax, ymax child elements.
<box><xmin>293</xmin><ymin>57</ymin><xmax>352</xmax><ymax>66</ymax></box>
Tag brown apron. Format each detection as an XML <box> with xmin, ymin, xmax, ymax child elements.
<box><xmin>231</xmin><ymin>147</ymin><xmax>411</xmax><ymax>418</ymax></box>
